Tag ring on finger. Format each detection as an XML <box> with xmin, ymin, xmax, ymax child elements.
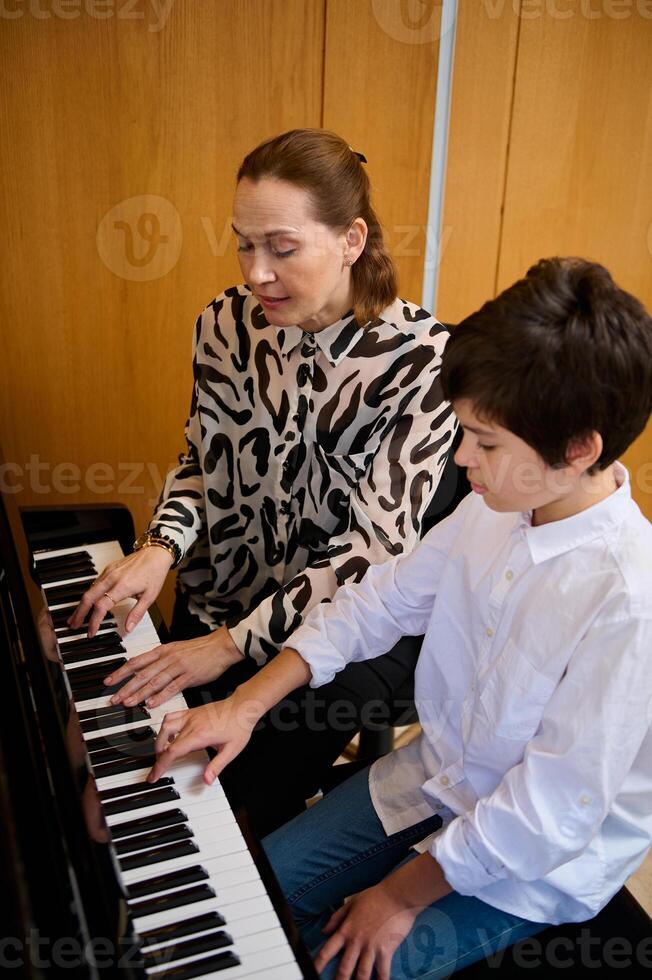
<box><xmin>103</xmin><ymin>591</ymin><xmax>117</xmax><ymax>604</ymax></box>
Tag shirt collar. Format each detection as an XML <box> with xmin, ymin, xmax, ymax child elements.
<box><xmin>520</xmin><ymin>461</ymin><xmax>632</xmax><ymax>564</ymax></box>
<box><xmin>275</xmin><ymin>310</ymin><xmax>365</xmax><ymax>365</ymax></box>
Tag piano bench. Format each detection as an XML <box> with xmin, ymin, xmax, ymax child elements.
<box><xmin>458</xmin><ymin>886</ymin><xmax>652</xmax><ymax>976</ymax></box>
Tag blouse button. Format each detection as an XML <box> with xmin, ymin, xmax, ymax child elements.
<box><xmin>505</xmin><ymin>569</ymin><xmax>514</xmax><ymax>581</ymax></box>
<box><xmin>440</xmin><ymin>775</ymin><xmax>450</xmax><ymax>787</ymax></box>
<box><xmin>486</xmin><ymin>627</ymin><xmax>494</xmax><ymax>638</ymax></box>
<box><xmin>580</xmin><ymin>794</ymin><xmax>591</xmax><ymax>806</ymax></box>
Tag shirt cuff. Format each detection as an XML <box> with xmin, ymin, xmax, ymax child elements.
<box><xmin>228</xmin><ymin>619</ymin><xmax>259</xmax><ymax>664</ymax></box>
<box><xmin>148</xmin><ymin>521</ymin><xmax>194</xmax><ymax>561</ymax></box>
<box><xmin>431</xmin><ymin>815</ymin><xmax>506</xmax><ymax>895</ymax></box>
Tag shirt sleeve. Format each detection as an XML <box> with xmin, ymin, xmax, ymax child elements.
<box><xmin>148</xmin><ymin>315</ymin><xmax>205</xmax><ymax>560</ymax></box>
<box><xmin>265</xmin><ymin>494</ymin><xmax>471</xmax><ymax>686</ymax></box>
<box><xmin>431</xmin><ymin>611</ymin><xmax>652</xmax><ymax>894</ymax></box>
<box><xmin>229</xmin><ymin>370</ymin><xmax>458</xmax><ymax>664</ymax></box>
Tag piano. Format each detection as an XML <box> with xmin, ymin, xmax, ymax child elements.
<box><xmin>0</xmin><ymin>481</ymin><xmax>317</xmax><ymax>980</ymax></box>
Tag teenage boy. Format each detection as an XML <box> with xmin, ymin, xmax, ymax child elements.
<box><xmin>149</xmin><ymin>258</ymin><xmax>652</xmax><ymax>980</ymax></box>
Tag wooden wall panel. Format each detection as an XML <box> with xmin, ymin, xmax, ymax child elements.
<box><xmin>437</xmin><ymin>1</ymin><xmax>520</xmax><ymax>325</ymax></box>
<box><xmin>497</xmin><ymin>9</ymin><xmax>652</xmax><ymax>518</ymax></box>
<box><xmin>322</xmin><ymin>0</ymin><xmax>441</xmax><ymax>305</ymax></box>
<box><xmin>0</xmin><ymin>1</ymin><xmax>324</xmax><ymax>614</ymax></box>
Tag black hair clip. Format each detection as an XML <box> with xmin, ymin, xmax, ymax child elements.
<box><xmin>349</xmin><ymin>147</ymin><xmax>367</xmax><ymax>164</ymax></box>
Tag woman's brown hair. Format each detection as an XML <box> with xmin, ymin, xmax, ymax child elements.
<box><xmin>237</xmin><ymin>128</ymin><xmax>398</xmax><ymax>327</ymax></box>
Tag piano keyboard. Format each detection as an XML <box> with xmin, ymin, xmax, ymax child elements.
<box><xmin>33</xmin><ymin>540</ymin><xmax>306</xmax><ymax>980</ymax></box>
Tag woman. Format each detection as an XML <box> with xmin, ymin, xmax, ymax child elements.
<box><xmin>70</xmin><ymin>128</ymin><xmax>457</xmax><ymax>835</ymax></box>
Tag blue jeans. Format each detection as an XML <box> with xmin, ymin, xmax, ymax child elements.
<box><xmin>263</xmin><ymin>765</ymin><xmax>549</xmax><ymax>979</ymax></box>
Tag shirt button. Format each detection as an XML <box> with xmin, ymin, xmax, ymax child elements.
<box><xmin>505</xmin><ymin>570</ymin><xmax>514</xmax><ymax>581</ymax></box>
<box><xmin>580</xmin><ymin>794</ymin><xmax>591</xmax><ymax>806</ymax></box>
<box><xmin>486</xmin><ymin>627</ymin><xmax>494</xmax><ymax>638</ymax></box>
<box><xmin>440</xmin><ymin>775</ymin><xmax>450</xmax><ymax>787</ymax></box>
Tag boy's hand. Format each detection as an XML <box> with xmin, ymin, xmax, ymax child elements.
<box><xmin>104</xmin><ymin>627</ymin><xmax>243</xmax><ymax>709</ymax></box>
<box><xmin>315</xmin><ymin>881</ymin><xmax>420</xmax><ymax>980</ymax></box>
<box><xmin>315</xmin><ymin>852</ymin><xmax>452</xmax><ymax>980</ymax></box>
<box><xmin>148</xmin><ymin>692</ymin><xmax>264</xmax><ymax>785</ymax></box>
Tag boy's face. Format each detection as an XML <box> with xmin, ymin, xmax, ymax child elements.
<box><xmin>452</xmin><ymin>399</ymin><xmax>578</xmax><ymax>516</ymax></box>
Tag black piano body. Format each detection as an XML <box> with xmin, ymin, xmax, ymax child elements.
<box><xmin>0</xmin><ymin>485</ymin><xmax>317</xmax><ymax>979</ymax></box>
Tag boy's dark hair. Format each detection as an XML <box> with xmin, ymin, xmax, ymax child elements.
<box><xmin>441</xmin><ymin>257</ymin><xmax>652</xmax><ymax>472</ymax></box>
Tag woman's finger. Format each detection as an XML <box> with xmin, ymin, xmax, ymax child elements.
<box><xmin>123</xmin><ymin>665</ymin><xmax>181</xmax><ymax>707</ymax></box>
<box><xmin>124</xmin><ymin>591</ymin><xmax>155</xmax><ymax>634</ymax></box>
<box><xmin>144</xmin><ymin>677</ymin><xmax>183</xmax><ymax>709</ymax></box>
<box><xmin>104</xmin><ymin>646</ymin><xmax>163</xmax><ymax>686</ymax></box>
<box><xmin>86</xmin><ymin>590</ymin><xmax>122</xmax><ymax>638</ymax></box>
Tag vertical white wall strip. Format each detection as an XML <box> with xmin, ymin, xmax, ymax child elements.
<box><xmin>421</xmin><ymin>0</ymin><xmax>458</xmax><ymax>316</ymax></box>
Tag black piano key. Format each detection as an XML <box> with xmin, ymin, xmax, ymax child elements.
<box><xmin>86</xmin><ymin>726</ymin><xmax>155</xmax><ymax>754</ymax></box>
<box><xmin>131</xmin><ymin>887</ymin><xmax>216</xmax><ymax>924</ymax></box>
<box><xmin>61</xmin><ymin>630</ymin><xmax>124</xmax><ymax>652</ymax></box>
<box><xmin>114</xmin><ymin>823</ymin><xmax>193</xmax><ymax>856</ymax></box>
<box><xmin>71</xmin><ymin>677</ymin><xmax>129</xmax><ymax>701</ymax></box>
<box><xmin>61</xmin><ymin>644</ymin><xmax>127</xmax><ymax>665</ymax></box>
<box><xmin>36</xmin><ymin>562</ymin><xmax>97</xmax><ymax>584</ymax></box>
<box><xmin>44</xmin><ymin>577</ymin><xmax>96</xmax><ymax>605</ymax></box>
<box><xmin>92</xmin><ymin>753</ymin><xmax>156</xmax><ymax>779</ymax></box>
<box><xmin>111</xmin><ymin>807</ymin><xmax>187</xmax><ymax>840</ymax></box>
<box><xmin>51</xmin><ymin>606</ymin><xmax>115</xmax><ymax>629</ymax></box>
<box><xmin>119</xmin><ymin>839</ymin><xmax>199</xmax><ymax>872</ymax></box>
<box><xmin>97</xmin><ymin>776</ymin><xmax>173</xmax><ymax>801</ymax></box>
<box><xmin>34</xmin><ymin>549</ymin><xmax>93</xmax><ymax>569</ymax></box>
<box><xmin>89</xmin><ymin>739</ymin><xmax>156</xmax><ymax>765</ymax></box>
<box><xmin>79</xmin><ymin>706</ymin><xmax>149</xmax><ymax>733</ymax></box>
<box><xmin>126</xmin><ymin>863</ymin><xmax>207</xmax><ymax>898</ymax></box>
<box><xmin>78</xmin><ymin>703</ymin><xmax>148</xmax><ymax>722</ymax></box>
<box><xmin>139</xmin><ymin>911</ymin><xmax>226</xmax><ymax>948</ymax></box>
<box><xmin>149</xmin><ymin>950</ymin><xmax>240</xmax><ymax>979</ymax></box>
<box><xmin>142</xmin><ymin>928</ymin><xmax>232</xmax><ymax>968</ymax></box>
<box><xmin>131</xmin><ymin>883</ymin><xmax>216</xmax><ymax>922</ymax></box>
<box><xmin>67</xmin><ymin>657</ymin><xmax>127</xmax><ymax>683</ymax></box>
<box><xmin>103</xmin><ymin>786</ymin><xmax>179</xmax><ymax>816</ymax></box>
<box><xmin>60</xmin><ymin>631</ymin><xmax>126</xmax><ymax>658</ymax></box>
<box><xmin>55</xmin><ymin>623</ymin><xmax>114</xmax><ymax>639</ymax></box>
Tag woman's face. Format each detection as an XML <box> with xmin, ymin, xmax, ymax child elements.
<box><xmin>232</xmin><ymin>177</ymin><xmax>365</xmax><ymax>332</ymax></box>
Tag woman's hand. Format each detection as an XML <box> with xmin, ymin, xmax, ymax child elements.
<box><xmin>104</xmin><ymin>627</ymin><xmax>244</xmax><ymax>709</ymax></box>
<box><xmin>315</xmin><ymin>881</ymin><xmax>421</xmax><ymax>980</ymax></box>
<box><xmin>68</xmin><ymin>546</ymin><xmax>174</xmax><ymax>637</ymax></box>
<box><xmin>148</xmin><ymin>693</ymin><xmax>263</xmax><ymax>784</ymax></box>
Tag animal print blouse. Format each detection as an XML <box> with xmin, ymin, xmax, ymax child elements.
<box><xmin>150</xmin><ymin>284</ymin><xmax>457</xmax><ymax>664</ymax></box>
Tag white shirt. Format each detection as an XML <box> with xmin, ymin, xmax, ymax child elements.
<box><xmin>289</xmin><ymin>463</ymin><xmax>652</xmax><ymax>924</ymax></box>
